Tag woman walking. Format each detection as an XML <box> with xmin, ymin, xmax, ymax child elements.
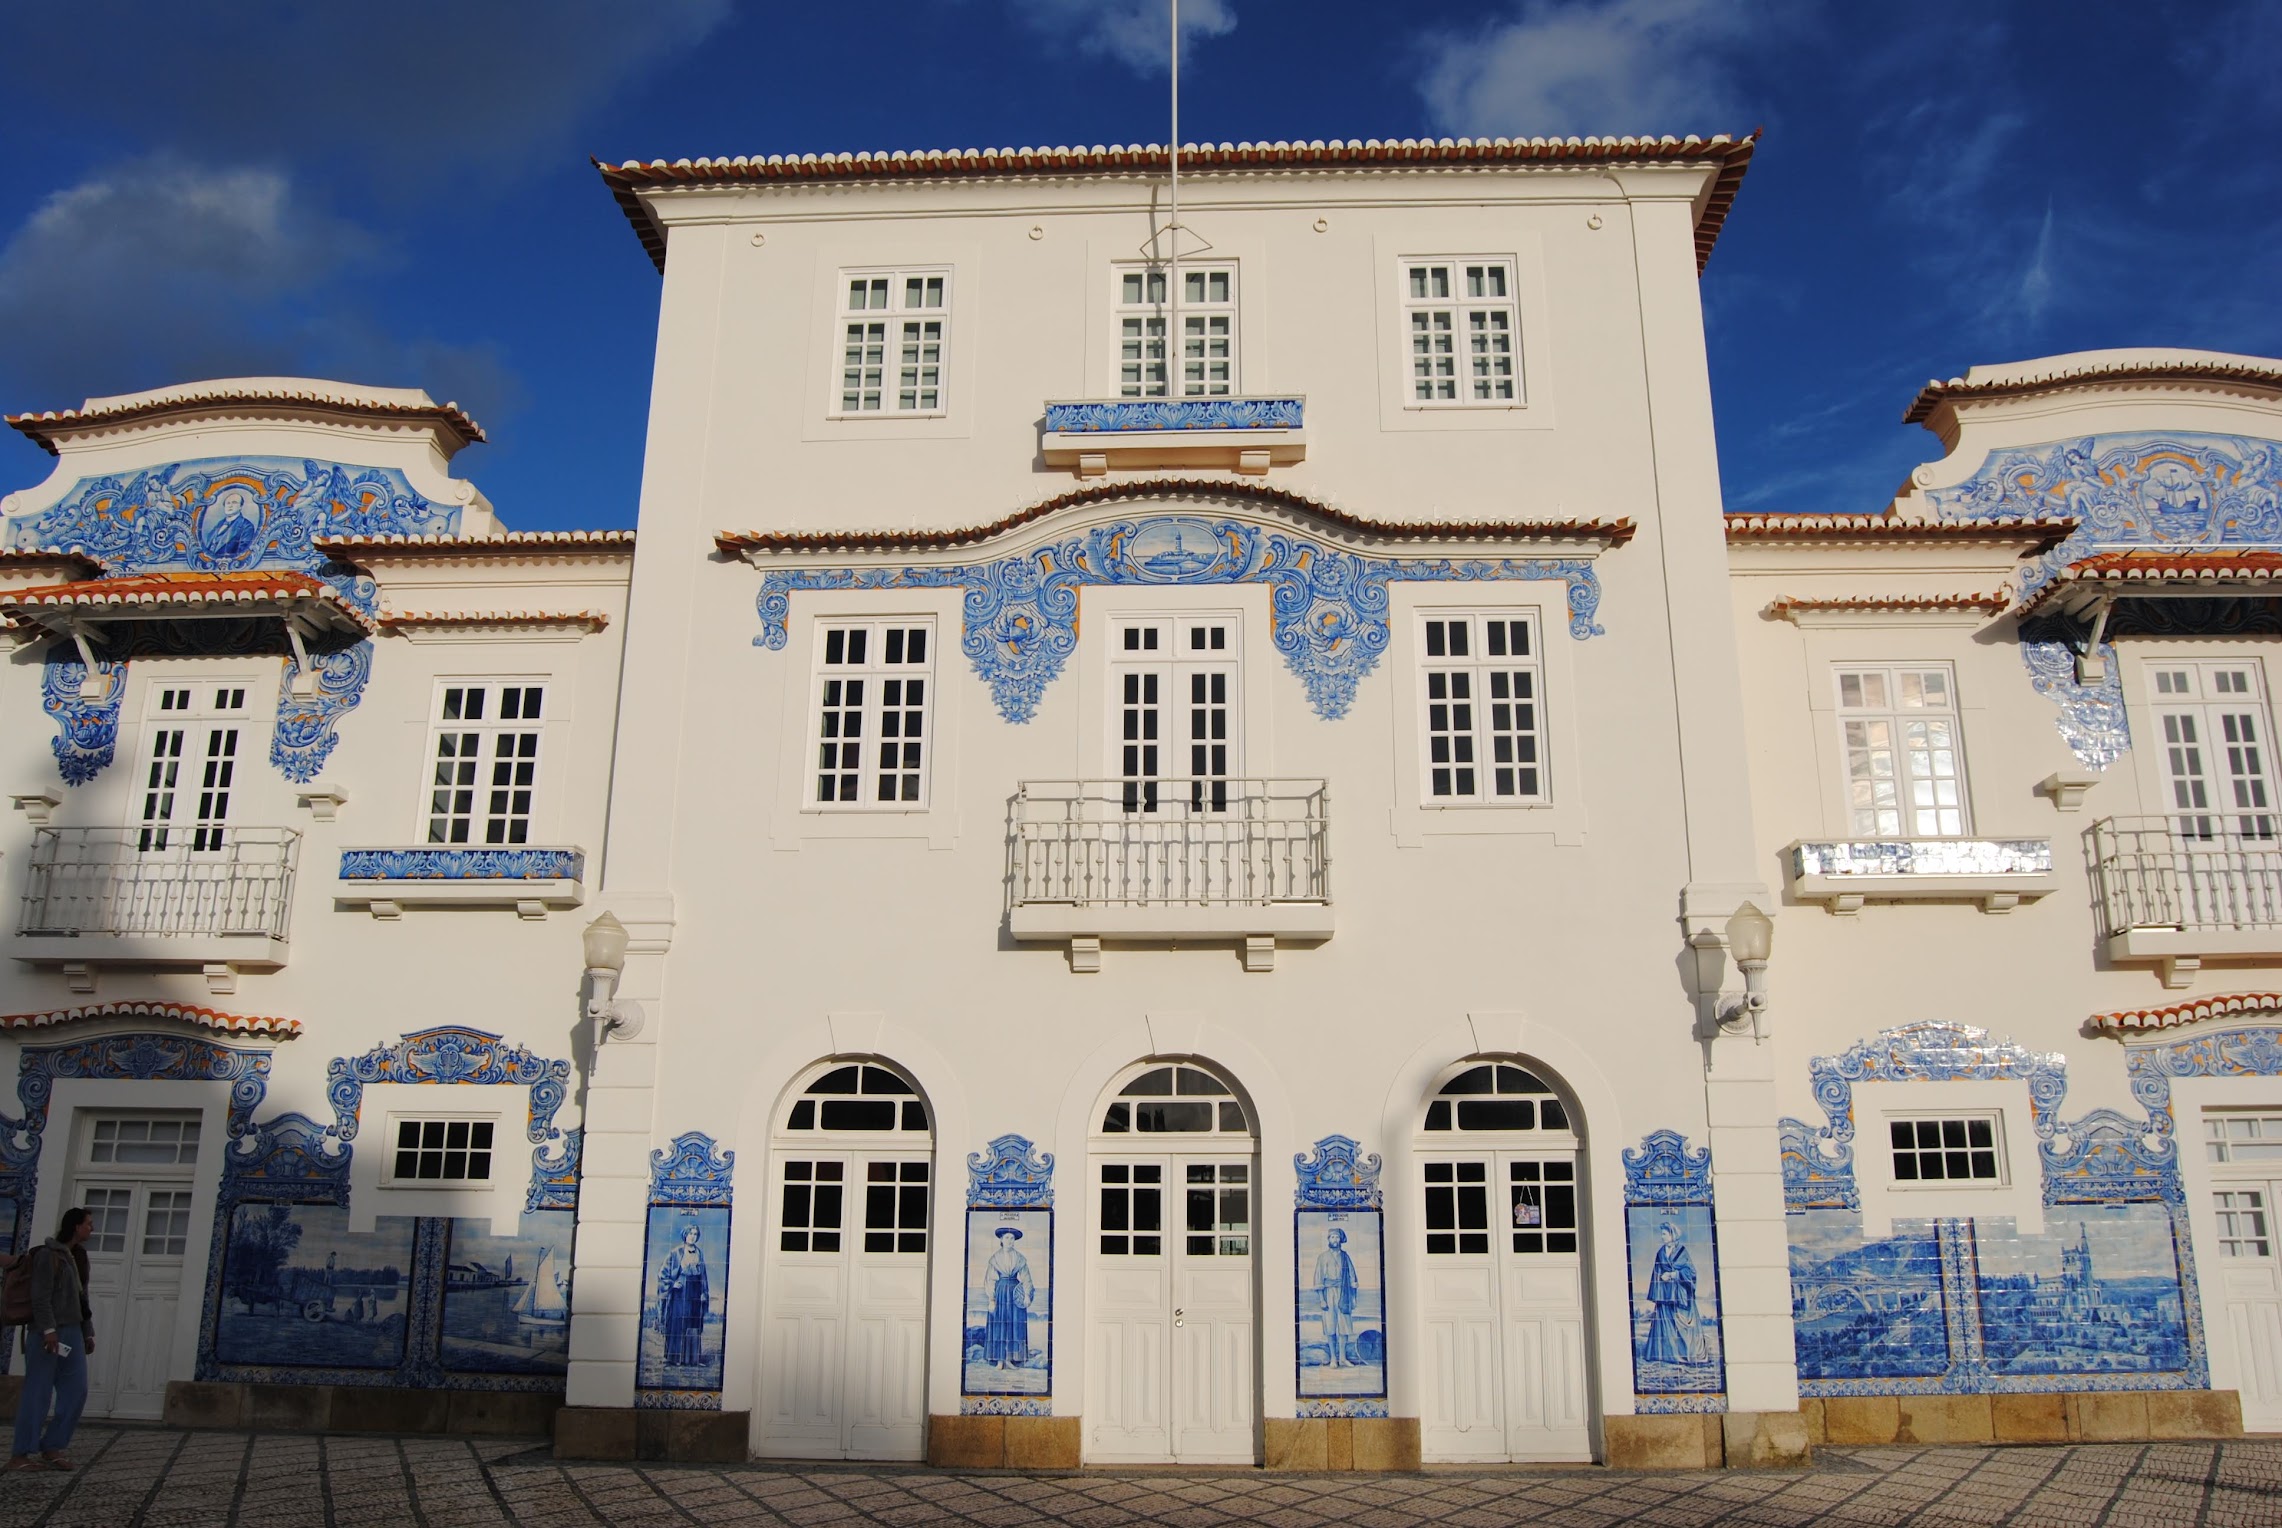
<box><xmin>8</xmin><ymin>1208</ymin><xmax>96</xmax><ymax>1472</ymax></box>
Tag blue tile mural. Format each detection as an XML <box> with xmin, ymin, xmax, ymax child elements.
<box><xmin>442</xmin><ymin>1210</ymin><xmax>574</xmax><ymax>1376</ymax></box>
<box><xmin>752</xmin><ymin>512</ymin><xmax>1606</xmax><ymax>723</ymax></box>
<box><xmin>1621</xmin><ymin>1130</ymin><xmax>1726</xmax><ymax>1413</ymax></box>
<box><xmin>1778</xmin><ymin>1021</ymin><xmax>2223</xmax><ymax>1397</ymax></box>
<box><xmin>1293</xmin><ymin>1135</ymin><xmax>1387</xmax><ymax>1418</ymax></box>
<box><xmin>961</xmin><ymin>1135</ymin><xmax>1054</xmax><ymax>1415</ymax></box>
<box><xmin>636</xmin><ymin>1132</ymin><xmax>734</xmax><ymax>1409</ymax></box>
<box><xmin>215</xmin><ymin>1204</ymin><xmax>414</xmax><ymax>1369</ymax></box>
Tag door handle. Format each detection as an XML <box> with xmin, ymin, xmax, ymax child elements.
<box><xmin>1174</xmin><ymin>1308</ymin><xmax>1185</xmax><ymax>1327</ymax></box>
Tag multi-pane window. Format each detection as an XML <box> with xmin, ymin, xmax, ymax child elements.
<box><xmin>136</xmin><ymin>684</ymin><xmax>249</xmax><ymax>852</ymax></box>
<box><xmin>840</xmin><ymin>270</ymin><xmax>949</xmax><ymax>413</ymax></box>
<box><xmin>2150</xmin><ymin>662</ymin><xmax>2276</xmax><ymax>839</ymax></box>
<box><xmin>1117</xmin><ymin>266</ymin><xmax>1237</xmax><ymax>397</ymax></box>
<box><xmin>863</xmin><ymin>1162</ymin><xmax>931</xmax><ymax>1254</ymax></box>
<box><xmin>1098</xmin><ymin>1163</ymin><xmax>1164</xmax><ymax>1255</ymax></box>
<box><xmin>427</xmin><ymin>683</ymin><xmax>544</xmax><ymax>845</ymax></box>
<box><xmin>1422</xmin><ymin>1065</ymin><xmax>1571</xmax><ymax>1133</ymax></box>
<box><xmin>389</xmin><ymin>1118</ymin><xmax>495</xmax><ymax>1184</ymax></box>
<box><xmin>1185</xmin><ymin>1163</ymin><xmax>1250</xmax><ymax>1257</ymax></box>
<box><xmin>1419</xmin><ymin>614</ymin><xmax>1542</xmax><ymax>802</ymax></box>
<box><xmin>783</xmin><ymin>1064</ymin><xmax>931</xmax><ymax>1133</ymax></box>
<box><xmin>1099</xmin><ymin>1065</ymin><xmax>1249</xmax><ymax>1135</ymax></box>
<box><xmin>1888</xmin><ymin>1116</ymin><xmax>2001</xmax><ymax>1185</ymax></box>
<box><xmin>1836</xmin><ymin>666</ymin><xmax>1968</xmax><ymax>836</ymax></box>
<box><xmin>2207</xmin><ymin>1113</ymin><xmax>2282</xmax><ymax>1164</ymax></box>
<box><xmin>1114</xmin><ymin>618</ymin><xmax>1236</xmax><ymax>813</ymax></box>
<box><xmin>779</xmin><ymin>1160</ymin><xmax>845</xmax><ymax>1252</ymax></box>
<box><xmin>2214</xmin><ymin>1189</ymin><xmax>2273</xmax><ymax>1259</ymax></box>
<box><xmin>90</xmin><ymin>1118</ymin><xmax>201</xmax><ymax>1166</ymax></box>
<box><xmin>1506</xmin><ymin>1161</ymin><xmax>1578</xmax><ymax>1254</ymax></box>
<box><xmin>1401</xmin><ymin>259</ymin><xmax>1521</xmax><ymax>404</ymax></box>
<box><xmin>1423</xmin><ymin>1162</ymin><xmax>1490</xmax><ymax>1255</ymax></box>
<box><xmin>811</xmin><ymin>622</ymin><xmax>932</xmax><ymax>807</ymax></box>
<box><xmin>141</xmin><ymin>1191</ymin><xmax>194</xmax><ymax>1257</ymax></box>
<box><xmin>81</xmin><ymin>1187</ymin><xmax>133</xmax><ymax>1256</ymax></box>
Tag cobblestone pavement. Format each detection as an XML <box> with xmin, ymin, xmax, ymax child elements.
<box><xmin>0</xmin><ymin>1428</ymin><xmax>2277</xmax><ymax>1527</ymax></box>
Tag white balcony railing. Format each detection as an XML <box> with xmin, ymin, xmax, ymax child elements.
<box><xmin>18</xmin><ymin>826</ymin><xmax>300</xmax><ymax>946</ymax></box>
<box><xmin>2091</xmin><ymin>814</ymin><xmax>2282</xmax><ymax>944</ymax></box>
<box><xmin>1010</xmin><ymin>779</ymin><xmax>1333</xmax><ymax>953</ymax></box>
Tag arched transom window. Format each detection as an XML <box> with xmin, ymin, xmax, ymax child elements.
<box><xmin>1100</xmin><ymin>1065</ymin><xmax>1250</xmax><ymax>1136</ymax></box>
<box><xmin>782</xmin><ymin>1063</ymin><xmax>931</xmax><ymax>1134</ymax></box>
<box><xmin>1423</xmin><ymin>1064</ymin><xmax>1571</xmax><ymax>1134</ymax></box>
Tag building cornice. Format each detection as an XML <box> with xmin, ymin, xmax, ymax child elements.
<box><xmin>0</xmin><ymin>1001</ymin><xmax>300</xmax><ymax>1038</ymax></box>
<box><xmin>8</xmin><ymin>380</ymin><xmax>485</xmax><ymax>456</ymax></box>
<box><xmin>315</xmin><ymin>530</ymin><xmax>634</xmax><ymax>560</ymax></box>
<box><xmin>1905</xmin><ymin>355</ymin><xmax>2282</xmax><ymax>426</ymax></box>
<box><xmin>600</xmin><ymin>132</ymin><xmax>1754</xmax><ymax>275</ymax></box>
<box><xmin>2089</xmin><ymin>991</ymin><xmax>2282</xmax><ymax>1035</ymax></box>
<box><xmin>1724</xmin><ymin>514</ymin><xmax>2075</xmax><ymax>553</ymax></box>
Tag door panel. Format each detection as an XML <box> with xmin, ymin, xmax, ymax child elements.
<box><xmin>2214</xmin><ymin>1181</ymin><xmax>2282</xmax><ymax>1430</ymax></box>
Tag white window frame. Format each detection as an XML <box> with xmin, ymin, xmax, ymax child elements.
<box><xmin>2143</xmin><ymin>657</ymin><xmax>2278</xmax><ymax>838</ymax></box>
<box><xmin>1106</xmin><ymin>611</ymin><xmax>1242</xmax><ymax>813</ymax></box>
<box><xmin>1883</xmin><ymin>1111</ymin><xmax>2007</xmax><ymax>1189</ymax></box>
<box><xmin>1414</xmin><ymin>610</ymin><xmax>1547</xmax><ymax>807</ymax></box>
<box><xmin>1852</xmin><ymin>1078</ymin><xmax>2042</xmax><ymax>1235</ymax></box>
<box><xmin>805</xmin><ymin>617</ymin><xmax>937</xmax><ymax>811</ymax></box>
<box><xmin>422</xmin><ymin>678</ymin><xmax>549</xmax><ymax>846</ymax></box>
<box><xmin>1398</xmin><ymin>257</ymin><xmax>1523</xmax><ymax>407</ymax></box>
<box><xmin>1114</xmin><ymin>263</ymin><xmax>1239</xmax><ymax>398</ymax></box>
<box><xmin>131</xmin><ymin>678</ymin><xmax>257</xmax><ymax>852</ymax></box>
<box><xmin>378</xmin><ymin>1110</ymin><xmax>502</xmax><ymax>1190</ymax></box>
<box><xmin>831</xmin><ymin>267</ymin><xmax>951</xmax><ymax>418</ymax></box>
<box><xmin>1832</xmin><ymin>663</ymin><xmax>1972</xmax><ymax>837</ymax></box>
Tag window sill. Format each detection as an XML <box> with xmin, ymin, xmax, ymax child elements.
<box><xmin>1401</xmin><ymin>401</ymin><xmax>1528</xmax><ymax>414</ymax></box>
<box><xmin>334</xmin><ymin>846</ymin><xmax>586</xmax><ymax>919</ymax></box>
<box><xmin>823</xmin><ymin>410</ymin><xmax>952</xmax><ymax>424</ymax></box>
<box><xmin>1785</xmin><ymin>838</ymin><xmax>2055</xmax><ymax>914</ymax></box>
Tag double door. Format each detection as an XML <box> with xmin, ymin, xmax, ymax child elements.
<box><xmin>73</xmin><ymin>1113</ymin><xmax>203</xmax><ymax>1419</ymax></box>
<box><xmin>2207</xmin><ymin>1110</ymin><xmax>2282</xmax><ymax>1431</ymax></box>
<box><xmin>756</xmin><ymin>1152</ymin><xmax>932</xmax><ymax>1459</ymax></box>
<box><xmin>1417</xmin><ymin>1150</ymin><xmax>1591</xmax><ymax>1462</ymax></box>
<box><xmin>1086</xmin><ymin>1154</ymin><xmax>1256</xmax><ymax>1462</ymax></box>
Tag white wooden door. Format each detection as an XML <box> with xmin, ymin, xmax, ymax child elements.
<box><xmin>71</xmin><ymin>1113</ymin><xmax>202</xmax><ymax>1419</ymax></box>
<box><xmin>1418</xmin><ymin>1150</ymin><xmax>1591</xmax><ymax>1463</ymax></box>
<box><xmin>2206</xmin><ymin>1110</ymin><xmax>2282</xmax><ymax>1431</ymax></box>
<box><xmin>1087</xmin><ymin>1154</ymin><xmax>1256</xmax><ymax>1462</ymax></box>
<box><xmin>756</xmin><ymin>1152</ymin><xmax>931</xmax><ymax>1460</ymax></box>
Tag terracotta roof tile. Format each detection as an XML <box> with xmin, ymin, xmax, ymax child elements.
<box><xmin>316</xmin><ymin>530</ymin><xmax>634</xmax><ymax>558</ymax></box>
<box><xmin>0</xmin><ymin>1001</ymin><xmax>299</xmax><ymax>1037</ymax></box>
<box><xmin>1765</xmin><ymin>592</ymin><xmax>2010</xmax><ymax>620</ymax></box>
<box><xmin>601</xmin><ymin>133</ymin><xmax>1754</xmax><ymax>275</ymax></box>
<box><xmin>7</xmin><ymin>382</ymin><xmax>483</xmax><ymax>456</ymax></box>
<box><xmin>719</xmin><ymin>476</ymin><xmax>1634</xmax><ymax>556</ymax></box>
<box><xmin>2016</xmin><ymin>549</ymin><xmax>2282</xmax><ymax>614</ymax></box>
<box><xmin>378</xmin><ymin>608</ymin><xmax>611</xmax><ymax>633</ymax></box>
<box><xmin>2090</xmin><ymin>991</ymin><xmax>2282</xmax><ymax>1034</ymax></box>
<box><xmin>1725</xmin><ymin>513</ymin><xmax>2076</xmax><ymax>552</ymax></box>
<box><xmin>0</xmin><ymin>569</ymin><xmax>375</xmax><ymax>634</ymax></box>
<box><xmin>1905</xmin><ymin>355</ymin><xmax>2282</xmax><ymax>425</ymax></box>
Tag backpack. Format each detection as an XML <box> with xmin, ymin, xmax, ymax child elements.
<box><xmin>1</xmin><ymin>1248</ymin><xmax>41</xmax><ymax>1326</ymax></box>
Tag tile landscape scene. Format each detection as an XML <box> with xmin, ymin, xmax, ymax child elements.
<box><xmin>0</xmin><ymin>1429</ymin><xmax>2278</xmax><ymax>1526</ymax></box>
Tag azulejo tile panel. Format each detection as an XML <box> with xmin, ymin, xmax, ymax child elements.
<box><xmin>1293</xmin><ymin>1135</ymin><xmax>1387</xmax><ymax>1416</ymax></box>
<box><xmin>1621</xmin><ymin>1130</ymin><xmax>1725</xmax><ymax>1414</ymax></box>
<box><xmin>1777</xmin><ymin>1020</ymin><xmax>2228</xmax><ymax>1398</ymax></box>
<box><xmin>2</xmin><ymin>455</ymin><xmax>453</xmax><ymax>785</ymax></box>
<box><xmin>338</xmin><ymin>847</ymin><xmax>587</xmax><ymax>881</ymax></box>
<box><xmin>637</xmin><ymin>1132</ymin><xmax>733</xmax><ymax>1409</ymax></box>
<box><xmin>37</xmin><ymin>655</ymin><xmax>125</xmax><ymax>785</ymax></box>
<box><xmin>1043</xmin><ymin>398</ymin><xmax>1305</xmax><ymax>434</ymax></box>
<box><xmin>753</xmin><ymin>514</ymin><xmax>1604</xmax><ymax>723</ymax></box>
<box><xmin>962</xmin><ymin>1135</ymin><xmax>1053</xmax><ymax>1412</ymax></box>
<box><xmin>1927</xmin><ymin>432</ymin><xmax>2282</xmax><ymax>769</ymax></box>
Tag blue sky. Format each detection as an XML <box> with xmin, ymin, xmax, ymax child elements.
<box><xmin>1</xmin><ymin>1</ymin><xmax>2276</xmax><ymax>531</ymax></box>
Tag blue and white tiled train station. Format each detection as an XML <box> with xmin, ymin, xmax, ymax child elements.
<box><xmin>0</xmin><ymin>135</ymin><xmax>2278</xmax><ymax>1467</ymax></box>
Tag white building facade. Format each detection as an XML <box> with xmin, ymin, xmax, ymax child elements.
<box><xmin>0</xmin><ymin>136</ymin><xmax>2274</xmax><ymax>1468</ymax></box>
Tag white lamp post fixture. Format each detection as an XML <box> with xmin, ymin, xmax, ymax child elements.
<box><xmin>582</xmin><ymin>911</ymin><xmax>645</xmax><ymax>1043</ymax></box>
<box><xmin>1691</xmin><ymin>901</ymin><xmax>1775</xmax><ymax>1040</ymax></box>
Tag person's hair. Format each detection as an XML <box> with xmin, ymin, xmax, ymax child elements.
<box><xmin>55</xmin><ymin>1206</ymin><xmax>90</xmax><ymax>1243</ymax></box>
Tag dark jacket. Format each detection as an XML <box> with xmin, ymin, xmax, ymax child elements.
<box><xmin>27</xmin><ymin>1239</ymin><xmax>91</xmax><ymax>1342</ymax></box>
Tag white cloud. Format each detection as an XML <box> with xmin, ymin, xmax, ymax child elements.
<box><xmin>0</xmin><ymin>157</ymin><xmax>517</xmax><ymax>420</ymax></box>
<box><xmin>1008</xmin><ymin>0</ymin><xmax>1236</xmax><ymax>75</ymax></box>
<box><xmin>1417</xmin><ymin>0</ymin><xmax>1768</xmax><ymax>138</ymax></box>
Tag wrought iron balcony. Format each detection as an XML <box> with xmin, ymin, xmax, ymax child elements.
<box><xmin>16</xmin><ymin>826</ymin><xmax>299</xmax><ymax>965</ymax></box>
<box><xmin>1784</xmin><ymin>837</ymin><xmax>2056</xmax><ymax>914</ymax></box>
<box><xmin>2091</xmin><ymin>814</ymin><xmax>2282</xmax><ymax>973</ymax></box>
<box><xmin>1010</xmin><ymin>778</ymin><xmax>1333</xmax><ymax>957</ymax></box>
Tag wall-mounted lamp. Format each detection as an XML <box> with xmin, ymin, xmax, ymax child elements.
<box><xmin>1691</xmin><ymin>901</ymin><xmax>1774</xmax><ymax>1040</ymax></box>
<box><xmin>582</xmin><ymin>911</ymin><xmax>645</xmax><ymax>1043</ymax></box>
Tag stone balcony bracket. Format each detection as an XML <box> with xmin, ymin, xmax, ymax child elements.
<box><xmin>1040</xmin><ymin>397</ymin><xmax>1306</xmax><ymax>477</ymax></box>
<box><xmin>2038</xmin><ymin>772</ymin><xmax>2099</xmax><ymax>812</ymax></box>
<box><xmin>1785</xmin><ymin>838</ymin><xmax>2057</xmax><ymax>915</ymax></box>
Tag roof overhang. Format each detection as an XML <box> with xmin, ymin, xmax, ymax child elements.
<box><xmin>0</xmin><ymin>1000</ymin><xmax>300</xmax><ymax>1038</ymax></box>
<box><xmin>1724</xmin><ymin>514</ymin><xmax>2076</xmax><ymax>555</ymax></box>
<box><xmin>600</xmin><ymin>133</ymin><xmax>1755</xmax><ymax>276</ymax></box>
<box><xmin>0</xmin><ymin>570</ymin><xmax>376</xmax><ymax>642</ymax></box>
<box><xmin>2016</xmin><ymin>549</ymin><xmax>2282</xmax><ymax>621</ymax></box>
<box><xmin>2089</xmin><ymin>991</ymin><xmax>2282</xmax><ymax>1036</ymax></box>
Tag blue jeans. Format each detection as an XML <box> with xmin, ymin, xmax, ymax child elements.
<box><xmin>12</xmin><ymin>1325</ymin><xmax>87</xmax><ymax>1457</ymax></box>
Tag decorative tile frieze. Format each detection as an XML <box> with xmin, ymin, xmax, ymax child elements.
<box><xmin>338</xmin><ymin>847</ymin><xmax>586</xmax><ymax>882</ymax></box>
<box><xmin>1043</xmin><ymin>398</ymin><xmax>1304</xmax><ymax>433</ymax></box>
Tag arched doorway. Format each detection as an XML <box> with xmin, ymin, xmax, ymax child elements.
<box><xmin>754</xmin><ymin>1061</ymin><xmax>934</xmax><ymax>1460</ymax></box>
<box><xmin>1414</xmin><ymin>1060</ymin><xmax>1593</xmax><ymax>1462</ymax></box>
<box><xmin>1085</xmin><ymin>1061</ymin><xmax>1259</xmax><ymax>1463</ymax></box>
